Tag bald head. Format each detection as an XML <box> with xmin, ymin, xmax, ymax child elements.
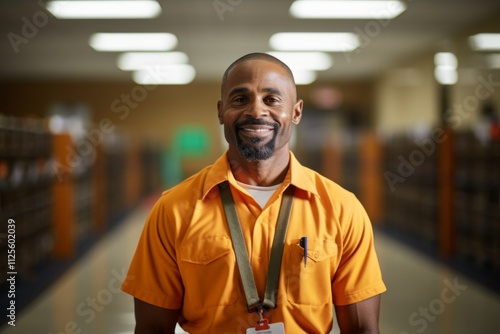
<box><xmin>221</xmin><ymin>52</ymin><xmax>296</xmax><ymax>97</ymax></box>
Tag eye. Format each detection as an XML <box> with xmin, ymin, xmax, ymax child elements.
<box><xmin>264</xmin><ymin>96</ymin><xmax>280</xmax><ymax>103</ymax></box>
<box><xmin>233</xmin><ymin>96</ymin><xmax>247</xmax><ymax>103</ymax></box>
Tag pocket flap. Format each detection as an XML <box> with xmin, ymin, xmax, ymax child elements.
<box><xmin>292</xmin><ymin>239</ymin><xmax>336</xmax><ymax>263</ymax></box>
<box><xmin>181</xmin><ymin>236</ymin><xmax>232</xmax><ymax>265</ymax></box>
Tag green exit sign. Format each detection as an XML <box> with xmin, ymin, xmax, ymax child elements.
<box><xmin>173</xmin><ymin>126</ymin><xmax>209</xmax><ymax>157</ymax></box>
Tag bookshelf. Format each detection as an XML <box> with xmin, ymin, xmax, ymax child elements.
<box><xmin>454</xmin><ymin>132</ymin><xmax>500</xmax><ymax>270</ymax></box>
<box><xmin>383</xmin><ymin>134</ymin><xmax>439</xmax><ymax>249</ymax></box>
<box><xmin>1</xmin><ymin>115</ymin><xmax>164</xmax><ymax>280</ymax></box>
<box><xmin>0</xmin><ymin>116</ymin><xmax>54</xmax><ymax>281</ymax></box>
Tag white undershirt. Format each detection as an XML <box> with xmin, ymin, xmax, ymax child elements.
<box><xmin>236</xmin><ymin>181</ymin><xmax>282</xmax><ymax>208</ymax></box>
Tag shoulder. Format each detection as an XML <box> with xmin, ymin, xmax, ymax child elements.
<box><xmin>154</xmin><ymin>164</ymin><xmax>214</xmax><ymax>210</ymax></box>
<box><xmin>299</xmin><ymin>163</ymin><xmax>358</xmax><ymax>205</ymax></box>
<box><xmin>297</xmin><ymin>165</ymin><xmax>368</xmax><ymax>230</ymax></box>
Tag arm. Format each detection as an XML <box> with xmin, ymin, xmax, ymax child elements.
<box><xmin>334</xmin><ymin>294</ymin><xmax>381</xmax><ymax>334</ymax></box>
<box><xmin>134</xmin><ymin>298</ymin><xmax>179</xmax><ymax>334</ymax></box>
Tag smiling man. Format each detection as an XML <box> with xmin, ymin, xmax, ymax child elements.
<box><xmin>122</xmin><ymin>53</ymin><xmax>386</xmax><ymax>333</ymax></box>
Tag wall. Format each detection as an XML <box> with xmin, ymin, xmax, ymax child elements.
<box><xmin>375</xmin><ymin>52</ymin><xmax>439</xmax><ymax>136</ymax></box>
<box><xmin>374</xmin><ymin>13</ymin><xmax>500</xmax><ymax>135</ymax></box>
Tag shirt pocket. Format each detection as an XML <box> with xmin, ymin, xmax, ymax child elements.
<box><xmin>180</xmin><ymin>236</ymin><xmax>239</xmax><ymax>308</ymax></box>
<box><xmin>286</xmin><ymin>239</ymin><xmax>337</xmax><ymax>306</ymax></box>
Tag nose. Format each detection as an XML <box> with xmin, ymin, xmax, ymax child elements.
<box><xmin>244</xmin><ymin>99</ymin><xmax>269</xmax><ymax>119</ymax></box>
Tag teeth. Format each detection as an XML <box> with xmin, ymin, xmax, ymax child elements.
<box><xmin>242</xmin><ymin>128</ymin><xmax>272</xmax><ymax>132</ymax></box>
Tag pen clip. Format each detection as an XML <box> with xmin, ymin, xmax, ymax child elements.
<box><xmin>300</xmin><ymin>237</ymin><xmax>308</xmax><ymax>268</ymax></box>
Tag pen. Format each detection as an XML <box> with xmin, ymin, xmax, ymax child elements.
<box><xmin>300</xmin><ymin>236</ymin><xmax>307</xmax><ymax>268</ymax></box>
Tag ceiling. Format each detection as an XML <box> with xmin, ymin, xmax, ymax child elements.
<box><xmin>1</xmin><ymin>0</ymin><xmax>500</xmax><ymax>83</ymax></box>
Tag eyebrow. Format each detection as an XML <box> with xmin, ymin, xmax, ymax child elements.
<box><xmin>227</xmin><ymin>87</ymin><xmax>249</xmax><ymax>98</ymax></box>
<box><xmin>227</xmin><ymin>86</ymin><xmax>284</xmax><ymax>98</ymax></box>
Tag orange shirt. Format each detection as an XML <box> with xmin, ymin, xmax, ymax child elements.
<box><xmin>121</xmin><ymin>152</ymin><xmax>386</xmax><ymax>333</ymax></box>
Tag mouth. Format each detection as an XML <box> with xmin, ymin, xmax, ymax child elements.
<box><xmin>239</xmin><ymin>125</ymin><xmax>274</xmax><ymax>136</ymax></box>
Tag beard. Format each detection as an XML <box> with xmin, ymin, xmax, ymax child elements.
<box><xmin>235</xmin><ymin>119</ymin><xmax>279</xmax><ymax>161</ymax></box>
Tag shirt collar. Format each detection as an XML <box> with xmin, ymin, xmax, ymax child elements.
<box><xmin>202</xmin><ymin>151</ymin><xmax>320</xmax><ymax>199</ymax></box>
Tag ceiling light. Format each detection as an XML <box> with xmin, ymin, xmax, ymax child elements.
<box><xmin>469</xmin><ymin>33</ymin><xmax>500</xmax><ymax>51</ymax></box>
<box><xmin>89</xmin><ymin>33</ymin><xmax>177</xmax><ymax>51</ymax></box>
<box><xmin>434</xmin><ymin>52</ymin><xmax>457</xmax><ymax>85</ymax></box>
<box><xmin>290</xmin><ymin>0</ymin><xmax>407</xmax><ymax>19</ymax></box>
<box><xmin>270</xmin><ymin>32</ymin><xmax>359</xmax><ymax>52</ymax></box>
<box><xmin>46</xmin><ymin>0</ymin><xmax>161</xmax><ymax>19</ymax></box>
<box><xmin>267</xmin><ymin>52</ymin><xmax>333</xmax><ymax>71</ymax></box>
<box><xmin>292</xmin><ymin>70</ymin><xmax>317</xmax><ymax>85</ymax></box>
<box><xmin>434</xmin><ymin>52</ymin><xmax>457</xmax><ymax>69</ymax></box>
<box><xmin>118</xmin><ymin>52</ymin><xmax>189</xmax><ymax>70</ymax></box>
<box><xmin>133</xmin><ymin>64</ymin><xmax>196</xmax><ymax>85</ymax></box>
<box><xmin>434</xmin><ymin>67</ymin><xmax>457</xmax><ymax>85</ymax></box>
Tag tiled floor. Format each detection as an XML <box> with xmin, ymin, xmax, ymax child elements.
<box><xmin>2</xmin><ymin>202</ymin><xmax>500</xmax><ymax>334</ymax></box>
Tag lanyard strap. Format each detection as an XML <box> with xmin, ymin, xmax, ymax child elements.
<box><xmin>218</xmin><ymin>181</ymin><xmax>295</xmax><ymax>313</ymax></box>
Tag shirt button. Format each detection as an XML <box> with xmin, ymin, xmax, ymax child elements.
<box><xmin>201</xmin><ymin>253</ymin><xmax>208</xmax><ymax>261</ymax></box>
<box><xmin>258</xmin><ymin>256</ymin><xmax>264</xmax><ymax>263</ymax></box>
<box><xmin>314</xmin><ymin>252</ymin><xmax>320</xmax><ymax>259</ymax></box>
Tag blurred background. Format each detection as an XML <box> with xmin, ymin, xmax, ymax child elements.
<box><xmin>1</xmin><ymin>0</ymin><xmax>500</xmax><ymax>333</ymax></box>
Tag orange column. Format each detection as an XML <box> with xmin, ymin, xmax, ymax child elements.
<box><xmin>92</xmin><ymin>141</ymin><xmax>106</xmax><ymax>232</ymax></box>
<box><xmin>52</xmin><ymin>134</ymin><xmax>76</xmax><ymax>259</ymax></box>
<box><xmin>438</xmin><ymin>127</ymin><xmax>454</xmax><ymax>258</ymax></box>
<box><xmin>360</xmin><ymin>131</ymin><xmax>383</xmax><ymax>224</ymax></box>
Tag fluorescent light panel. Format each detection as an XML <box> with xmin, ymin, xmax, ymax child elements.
<box><xmin>292</xmin><ymin>70</ymin><xmax>317</xmax><ymax>85</ymax></box>
<box><xmin>267</xmin><ymin>52</ymin><xmax>333</xmax><ymax>71</ymax></box>
<box><xmin>469</xmin><ymin>33</ymin><xmax>500</xmax><ymax>51</ymax></box>
<box><xmin>270</xmin><ymin>32</ymin><xmax>359</xmax><ymax>52</ymax></box>
<box><xmin>434</xmin><ymin>52</ymin><xmax>457</xmax><ymax>69</ymax></box>
<box><xmin>46</xmin><ymin>0</ymin><xmax>161</xmax><ymax>19</ymax></box>
<box><xmin>118</xmin><ymin>52</ymin><xmax>189</xmax><ymax>70</ymax></box>
<box><xmin>89</xmin><ymin>33</ymin><xmax>177</xmax><ymax>51</ymax></box>
<box><xmin>133</xmin><ymin>64</ymin><xmax>196</xmax><ymax>85</ymax></box>
<box><xmin>434</xmin><ymin>67</ymin><xmax>457</xmax><ymax>85</ymax></box>
<box><xmin>290</xmin><ymin>0</ymin><xmax>407</xmax><ymax>19</ymax></box>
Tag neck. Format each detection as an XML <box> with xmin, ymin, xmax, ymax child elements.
<box><xmin>228</xmin><ymin>146</ymin><xmax>290</xmax><ymax>186</ymax></box>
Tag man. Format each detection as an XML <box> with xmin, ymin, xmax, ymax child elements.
<box><xmin>122</xmin><ymin>52</ymin><xmax>386</xmax><ymax>333</ymax></box>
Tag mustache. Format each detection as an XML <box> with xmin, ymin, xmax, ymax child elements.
<box><xmin>235</xmin><ymin>118</ymin><xmax>278</xmax><ymax>129</ymax></box>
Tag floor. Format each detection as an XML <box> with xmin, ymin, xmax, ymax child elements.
<box><xmin>2</xmin><ymin>201</ymin><xmax>500</xmax><ymax>334</ymax></box>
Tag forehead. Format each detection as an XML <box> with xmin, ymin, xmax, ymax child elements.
<box><xmin>223</xmin><ymin>59</ymin><xmax>295</xmax><ymax>96</ymax></box>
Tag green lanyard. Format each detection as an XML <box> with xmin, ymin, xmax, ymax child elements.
<box><xmin>218</xmin><ymin>181</ymin><xmax>295</xmax><ymax>313</ymax></box>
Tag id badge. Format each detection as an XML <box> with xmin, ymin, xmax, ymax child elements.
<box><xmin>246</xmin><ymin>322</ymin><xmax>285</xmax><ymax>334</ymax></box>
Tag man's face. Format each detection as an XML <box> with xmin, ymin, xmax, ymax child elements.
<box><xmin>218</xmin><ymin>59</ymin><xmax>303</xmax><ymax>161</ymax></box>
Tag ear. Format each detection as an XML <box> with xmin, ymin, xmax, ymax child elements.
<box><xmin>217</xmin><ymin>100</ymin><xmax>223</xmax><ymax>124</ymax></box>
<box><xmin>292</xmin><ymin>99</ymin><xmax>303</xmax><ymax>125</ymax></box>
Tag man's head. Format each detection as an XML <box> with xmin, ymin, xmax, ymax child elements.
<box><xmin>218</xmin><ymin>53</ymin><xmax>303</xmax><ymax>162</ymax></box>
<box><xmin>220</xmin><ymin>53</ymin><xmax>296</xmax><ymax>98</ymax></box>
